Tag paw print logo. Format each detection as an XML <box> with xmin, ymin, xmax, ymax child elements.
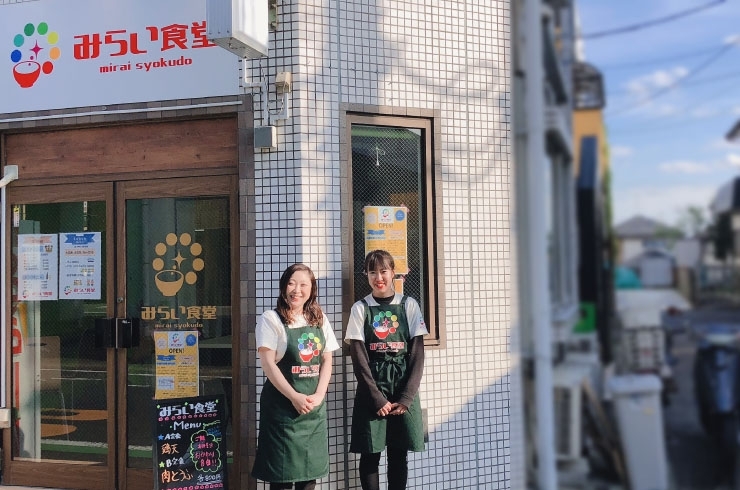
<box><xmin>10</xmin><ymin>22</ymin><xmax>61</xmax><ymax>88</ymax></box>
<box><xmin>152</xmin><ymin>233</ymin><xmax>205</xmax><ymax>297</ymax></box>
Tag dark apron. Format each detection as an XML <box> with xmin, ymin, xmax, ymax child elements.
<box><xmin>350</xmin><ymin>296</ymin><xmax>425</xmax><ymax>454</ymax></box>
<box><xmin>252</xmin><ymin>317</ymin><xmax>329</xmax><ymax>483</ymax></box>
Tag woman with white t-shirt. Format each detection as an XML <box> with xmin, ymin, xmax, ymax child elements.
<box><xmin>345</xmin><ymin>250</ymin><xmax>427</xmax><ymax>490</ymax></box>
<box><xmin>252</xmin><ymin>264</ymin><xmax>339</xmax><ymax>490</ymax></box>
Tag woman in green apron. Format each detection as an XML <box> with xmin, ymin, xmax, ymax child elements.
<box><xmin>345</xmin><ymin>250</ymin><xmax>427</xmax><ymax>490</ymax></box>
<box><xmin>252</xmin><ymin>264</ymin><xmax>339</xmax><ymax>490</ymax></box>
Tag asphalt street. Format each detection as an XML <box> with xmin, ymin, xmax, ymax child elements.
<box><xmin>664</xmin><ymin>307</ymin><xmax>740</xmax><ymax>490</ymax></box>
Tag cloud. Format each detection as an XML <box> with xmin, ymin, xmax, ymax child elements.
<box><xmin>625</xmin><ymin>67</ymin><xmax>689</xmax><ymax>98</ymax></box>
<box><xmin>727</xmin><ymin>153</ymin><xmax>740</xmax><ymax>167</ymax></box>
<box><xmin>724</xmin><ymin>33</ymin><xmax>740</xmax><ymax>45</ymax></box>
<box><xmin>611</xmin><ymin>145</ymin><xmax>633</xmax><ymax>158</ymax></box>
<box><xmin>691</xmin><ymin>107</ymin><xmax>719</xmax><ymax>119</ymax></box>
<box><xmin>659</xmin><ymin>160</ymin><xmax>710</xmax><ymax>174</ymax></box>
<box><xmin>709</xmin><ymin>138</ymin><xmax>738</xmax><ymax>151</ymax></box>
<box><xmin>613</xmin><ymin>185</ymin><xmax>717</xmax><ymax>225</ymax></box>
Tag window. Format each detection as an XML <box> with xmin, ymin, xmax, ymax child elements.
<box><xmin>345</xmin><ymin>114</ymin><xmax>443</xmax><ymax>346</ymax></box>
<box><xmin>547</xmin><ymin>151</ymin><xmax>578</xmax><ymax>317</ymax></box>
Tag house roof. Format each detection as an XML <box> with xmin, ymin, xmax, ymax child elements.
<box><xmin>613</xmin><ymin>215</ymin><xmax>670</xmax><ymax>239</ymax></box>
<box><xmin>710</xmin><ymin>176</ymin><xmax>740</xmax><ymax>216</ymax></box>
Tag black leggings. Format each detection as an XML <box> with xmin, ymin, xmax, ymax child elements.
<box><xmin>359</xmin><ymin>448</ymin><xmax>408</xmax><ymax>490</ymax></box>
<box><xmin>269</xmin><ymin>481</ymin><xmax>316</xmax><ymax>490</ymax></box>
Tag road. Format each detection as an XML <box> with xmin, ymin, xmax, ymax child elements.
<box><xmin>664</xmin><ymin>307</ymin><xmax>740</xmax><ymax>490</ymax></box>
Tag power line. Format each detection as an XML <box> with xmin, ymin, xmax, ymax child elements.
<box><xmin>681</xmin><ymin>78</ymin><xmax>740</xmax><ymax>116</ymax></box>
<box><xmin>581</xmin><ymin>0</ymin><xmax>726</xmax><ymax>40</ymax></box>
<box><xmin>607</xmin><ymin>68</ymin><xmax>740</xmax><ymax>97</ymax></box>
<box><xmin>608</xmin><ymin>78</ymin><xmax>740</xmax><ymax>135</ymax></box>
<box><xmin>607</xmin><ymin>44</ymin><xmax>734</xmax><ymax>117</ymax></box>
<box><xmin>609</xmin><ymin>113</ymin><xmax>725</xmax><ymax>135</ymax></box>
<box><xmin>599</xmin><ymin>45</ymin><xmax>726</xmax><ymax>71</ymax></box>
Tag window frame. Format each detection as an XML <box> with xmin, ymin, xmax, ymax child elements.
<box><xmin>342</xmin><ymin>111</ymin><xmax>445</xmax><ymax>348</ymax></box>
<box><xmin>547</xmin><ymin>149</ymin><xmax>580</xmax><ymax>323</ymax></box>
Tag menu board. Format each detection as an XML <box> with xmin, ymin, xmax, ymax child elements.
<box><xmin>154</xmin><ymin>395</ymin><xmax>228</xmax><ymax>490</ymax></box>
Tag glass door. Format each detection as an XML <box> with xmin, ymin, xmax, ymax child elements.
<box><xmin>116</xmin><ymin>177</ymin><xmax>236</xmax><ymax>490</ymax></box>
<box><xmin>4</xmin><ymin>176</ymin><xmax>237</xmax><ymax>490</ymax></box>
<box><xmin>6</xmin><ymin>182</ymin><xmax>115</xmax><ymax>490</ymax></box>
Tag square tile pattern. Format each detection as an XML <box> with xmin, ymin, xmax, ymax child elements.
<box><xmin>0</xmin><ymin>0</ymin><xmax>519</xmax><ymax>488</ymax></box>
<box><xmin>244</xmin><ymin>1</ymin><xmax>515</xmax><ymax>489</ymax></box>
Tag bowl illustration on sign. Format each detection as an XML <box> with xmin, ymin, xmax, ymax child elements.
<box><xmin>13</xmin><ymin>61</ymin><xmax>40</xmax><ymax>88</ymax></box>
<box><xmin>155</xmin><ymin>270</ymin><xmax>184</xmax><ymax>296</ymax></box>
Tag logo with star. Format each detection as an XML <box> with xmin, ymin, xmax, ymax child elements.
<box><xmin>297</xmin><ymin>332</ymin><xmax>322</xmax><ymax>362</ymax></box>
<box><xmin>10</xmin><ymin>22</ymin><xmax>61</xmax><ymax>88</ymax></box>
<box><xmin>152</xmin><ymin>232</ymin><xmax>205</xmax><ymax>297</ymax></box>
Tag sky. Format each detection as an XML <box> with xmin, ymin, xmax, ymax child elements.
<box><xmin>578</xmin><ymin>0</ymin><xmax>740</xmax><ymax>229</ymax></box>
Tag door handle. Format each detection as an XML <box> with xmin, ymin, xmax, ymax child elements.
<box><xmin>94</xmin><ymin>317</ymin><xmax>141</xmax><ymax>349</ymax></box>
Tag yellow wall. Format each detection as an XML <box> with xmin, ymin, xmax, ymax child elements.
<box><xmin>573</xmin><ymin>108</ymin><xmax>610</xmax><ymax>177</ymax></box>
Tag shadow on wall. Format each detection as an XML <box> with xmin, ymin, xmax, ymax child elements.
<box><xmin>405</xmin><ymin>375</ymin><xmax>512</xmax><ymax>489</ymax></box>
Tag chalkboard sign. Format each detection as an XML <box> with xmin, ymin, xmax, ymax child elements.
<box><xmin>154</xmin><ymin>394</ymin><xmax>228</xmax><ymax>490</ymax></box>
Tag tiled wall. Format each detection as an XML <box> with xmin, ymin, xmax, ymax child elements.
<box><xmin>1</xmin><ymin>0</ymin><xmax>520</xmax><ymax>488</ymax></box>
<box><xmin>244</xmin><ymin>1</ymin><xmax>517</xmax><ymax>488</ymax></box>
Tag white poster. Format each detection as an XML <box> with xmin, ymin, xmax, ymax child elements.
<box><xmin>12</xmin><ymin>220</ymin><xmax>42</xmax><ymax>459</ymax></box>
<box><xmin>59</xmin><ymin>232</ymin><xmax>102</xmax><ymax>300</ymax></box>
<box><xmin>1</xmin><ymin>0</ymin><xmax>242</xmax><ymax>115</ymax></box>
<box><xmin>18</xmin><ymin>234</ymin><xmax>58</xmax><ymax>301</ymax></box>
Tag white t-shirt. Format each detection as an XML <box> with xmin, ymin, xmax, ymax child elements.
<box><xmin>344</xmin><ymin>294</ymin><xmax>428</xmax><ymax>343</ymax></box>
<box><xmin>256</xmin><ymin>309</ymin><xmax>340</xmax><ymax>361</ymax></box>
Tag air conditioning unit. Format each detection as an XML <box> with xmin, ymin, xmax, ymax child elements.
<box><xmin>553</xmin><ymin>364</ymin><xmax>590</xmax><ymax>461</ymax></box>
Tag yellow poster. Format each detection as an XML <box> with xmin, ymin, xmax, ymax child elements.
<box><xmin>364</xmin><ymin>206</ymin><xmax>409</xmax><ymax>274</ymax></box>
<box><xmin>154</xmin><ymin>330</ymin><xmax>199</xmax><ymax>399</ymax></box>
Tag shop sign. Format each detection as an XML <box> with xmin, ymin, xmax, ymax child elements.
<box><xmin>141</xmin><ymin>232</ymin><xmax>222</xmax><ymax>332</ymax></box>
<box><xmin>1</xmin><ymin>0</ymin><xmax>240</xmax><ymax>115</ymax></box>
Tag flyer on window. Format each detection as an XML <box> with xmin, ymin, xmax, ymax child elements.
<box><xmin>59</xmin><ymin>232</ymin><xmax>102</xmax><ymax>300</ymax></box>
<box><xmin>154</xmin><ymin>330</ymin><xmax>200</xmax><ymax>399</ymax></box>
<box><xmin>363</xmin><ymin>206</ymin><xmax>409</xmax><ymax>274</ymax></box>
<box><xmin>18</xmin><ymin>234</ymin><xmax>58</xmax><ymax>301</ymax></box>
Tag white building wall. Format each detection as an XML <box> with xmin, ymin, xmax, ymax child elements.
<box><xmin>247</xmin><ymin>1</ymin><xmax>515</xmax><ymax>489</ymax></box>
<box><xmin>620</xmin><ymin>238</ymin><xmax>644</xmax><ymax>264</ymax></box>
<box><xmin>0</xmin><ymin>0</ymin><xmax>517</xmax><ymax>487</ymax></box>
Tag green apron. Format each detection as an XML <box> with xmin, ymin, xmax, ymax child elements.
<box><xmin>252</xmin><ymin>316</ymin><xmax>329</xmax><ymax>483</ymax></box>
<box><xmin>350</xmin><ymin>296</ymin><xmax>425</xmax><ymax>454</ymax></box>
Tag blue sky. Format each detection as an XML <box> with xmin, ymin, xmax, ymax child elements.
<box><xmin>578</xmin><ymin>0</ymin><xmax>740</xmax><ymax>228</ymax></box>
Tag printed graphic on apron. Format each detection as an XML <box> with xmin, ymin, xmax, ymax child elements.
<box><xmin>297</xmin><ymin>331</ymin><xmax>322</xmax><ymax>362</ymax></box>
<box><xmin>372</xmin><ymin>310</ymin><xmax>399</xmax><ymax>339</ymax></box>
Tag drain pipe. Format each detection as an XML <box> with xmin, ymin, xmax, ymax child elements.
<box><xmin>522</xmin><ymin>0</ymin><xmax>557</xmax><ymax>488</ymax></box>
<box><xmin>0</xmin><ymin>165</ymin><xmax>19</xmax><ymax>416</ymax></box>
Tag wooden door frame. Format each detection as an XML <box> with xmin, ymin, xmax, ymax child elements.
<box><xmin>2</xmin><ymin>182</ymin><xmax>116</xmax><ymax>490</ymax></box>
<box><xmin>115</xmin><ymin>175</ymin><xmax>240</xmax><ymax>490</ymax></box>
<box><xmin>1</xmin><ymin>175</ymin><xmax>241</xmax><ymax>490</ymax></box>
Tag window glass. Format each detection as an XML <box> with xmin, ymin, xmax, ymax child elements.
<box><xmin>349</xmin><ymin>118</ymin><xmax>441</xmax><ymax>343</ymax></box>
